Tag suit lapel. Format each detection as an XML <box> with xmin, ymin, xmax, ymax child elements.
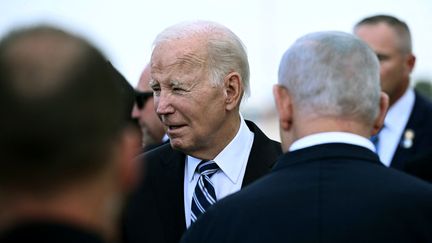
<box><xmin>391</xmin><ymin>92</ymin><xmax>431</xmax><ymax>169</ymax></box>
<box><xmin>242</xmin><ymin>120</ymin><xmax>282</xmax><ymax>187</ymax></box>
<box><xmin>152</xmin><ymin>146</ymin><xmax>187</xmax><ymax>241</ymax></box>
<box><xmin>151</xmin><ymin>121</ymin><xmax>281</xmax><ymax>240</ymax></box>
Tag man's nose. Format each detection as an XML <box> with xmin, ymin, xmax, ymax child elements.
<box><xmin>155</xmin><ymin>93</ymin><xmax>175</xmax><ymax>115</ymax></box>
<box><xmin>131</xmin><ymin>103</ymin><xmax>141</xmax><ymax>118</ymax></box>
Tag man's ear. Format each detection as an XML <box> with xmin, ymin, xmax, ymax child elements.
<box><xmin>371</xmin><ymin>92</ymin><xmax>389</xmax><ymax>136</ymax></box>
<box><xmin>117</xmin><ymin>126</ymin><xmax>142</xmax><ymax>192</ymax></box>
<box><xmin>273</xmin><ymin>84</ymin><xmax>293</xmax><ymax>132</ymax></box>
<box><xmin>406</xmin><ymin>53</ymin><xmax>416</xmax><ymax>73</ymax></box>
<box><xmin>224</xmin><ymin>72</ymin><xmax>242</xmax><ymax>111</ymax></box>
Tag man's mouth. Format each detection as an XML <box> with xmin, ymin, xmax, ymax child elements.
<box><xmin>167</xmin><ymin>124</ymin><xmax>185</xmax><ymax>131</ymax></box>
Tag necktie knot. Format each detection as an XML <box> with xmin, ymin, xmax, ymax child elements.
<box><xmin>197</xmin><ymin>160</ymin><xmax>219</xmax><ymax>176</ymax></box>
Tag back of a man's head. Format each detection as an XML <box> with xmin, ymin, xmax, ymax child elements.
<box><xmin>278</xmin><ymin>31</ymin><xmax>381</xmax><ymax>126</ymax></box>
<box><xmin>0</xmin><ymin>26</ymin><xmax>126</xmax><ymax>194</ymax></box>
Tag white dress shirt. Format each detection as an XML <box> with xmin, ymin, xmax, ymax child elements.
<box><xmin>162</xmin><ymin>134</ymin><xmax>169</xmax><ymax>142</ymax></box>
<box><xmin>184</xmin><ymin>116</ymin><xmax>254</xmax><ymax>227</ymax></box>
<box><xmin>377</xmin><ymin>88</ymin><xmax>414</xmax><ymax>167</ymax></box>
<box><xmin>289</xmin><ymin>132</ymin><xmax>375</xmax><ymax>152</ymax></box>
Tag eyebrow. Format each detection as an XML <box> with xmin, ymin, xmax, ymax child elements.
<box><xmin>170</xmin><ymin>80</ymin><xmax>181</xmax><ymax>86</ymax></box>
<box><xmin>149</xmin><ymin>79</ymin><xmax>158</xmax><ymax>87</ymax></box>
<box><xmin>376</xmin><ymin>53</ymin><xmax>390</xmax><ymax>60</ymax></box>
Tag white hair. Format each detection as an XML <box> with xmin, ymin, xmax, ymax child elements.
<box><xmin>152</xmin><ymin>20</ymin><xmax>250</xmax><ymax>97</ymax></box>
<box><xmin>278</xmin><ymin>31</ymin><xmax>381</xmax><ymax>125</ymax></box>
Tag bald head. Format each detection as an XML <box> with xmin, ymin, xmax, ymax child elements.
<box><xmin>1</xmin><ymin>27</ymin><xmax>91</xmax><ymax>99</ymax></box>
<box><xmin>137</xmin><ymin>64</ymin><xmax>152</xmax><ymax>91</ymax></box>
<box><xmin>0</xmin><ymin>26</ymin><xmax>126</xmax><ymax>192</ymax></box>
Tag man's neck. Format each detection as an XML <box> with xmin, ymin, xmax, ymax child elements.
<box><xmin>294</xmin><ymin>115</ymin><xmax>370</xmax><ymax>141</ymax></box>
<box><xmin>0</xmin><ymin>178</ymin><xmax>119</xmax><ymax>241</ymax></box>
<box><xmin>187</xmin><ymin>114</ymin><xmax>241</xmax><ymax>160</ymax></box>
<box><xmin>389</xmin><ymin>81</ymin><xmax>410</xmax><ymax>107</ymax></box>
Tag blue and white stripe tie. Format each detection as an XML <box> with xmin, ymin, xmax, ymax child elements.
<box><xmin>371</xmin><ymin>134</ymin><xmax>379</xmax><ymax>152</ymax></box>
<box><xmin>191</xmin><ymin>160</ymin><xmax>219</xmax><ymax>223</ymax></box>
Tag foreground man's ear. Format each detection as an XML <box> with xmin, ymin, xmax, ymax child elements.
<box><xmin>371</xmin><ymin>92</ymin><xmax>389</xmax><ymax>136</ymax></box>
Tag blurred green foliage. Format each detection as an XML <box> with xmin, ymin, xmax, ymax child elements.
<box><xmin>414</xmin><ymin>79</ymin><xmax>432</xmax><ymax>100</ymax></box>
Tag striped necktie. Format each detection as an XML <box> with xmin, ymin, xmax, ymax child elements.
<box><xmin>191</xmin><ymin>160</ymin><xmax>219</xmax><ymax>223</ymax></box>
<box><xmin>371</xmin><ymin>125</ymin><xmax>384</xmax><ymax>153</ymax></box>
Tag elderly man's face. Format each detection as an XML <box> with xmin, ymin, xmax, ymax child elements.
<box><xmin>150</xmin><ymin>38</ymin><xmax>229</xmax><ymax>156</ymax></box>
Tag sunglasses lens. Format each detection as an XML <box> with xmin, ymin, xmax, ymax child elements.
<box><xmin>135</xmin><ymin>91</ymin><xmax>153</xmax><ymax>109</ymax></box>
<box><xmin>136</xmin><ymin>96</ymin><xmax>144</xmax><ymax>109</ymax></box>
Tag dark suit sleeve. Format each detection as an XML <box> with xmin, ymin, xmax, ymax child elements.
<box><xmin>122</xmin><ymin>144</ymin><xmax>187</xmax><ymax>243</ymax></box>
<box><xmin>121</xmin><ymin>153</ymin><xmax>165</xmax><ymax>243</ymax></box>
<box><xmin>405</xmin><ymin>151</ymin><xmax>432</xmax><ymax>183</ymax></box>
<box><xmin>180</xmin><ymin>205</ymin><xmax>223</xmax><ymax>243</ymax></box>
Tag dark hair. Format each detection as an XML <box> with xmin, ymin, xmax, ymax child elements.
<box><xmin>107</xmin><ymin>61</ymin><xmax>138</xmax><ymax>126</ymax></box>
<box><xmin>0</xmin><ymin>26</ymin><xmax>127</xmax><ymax>192</ymax></box>
<box><xmin>354</xmin><ymin>14</ymin><xmax>412</xmax><ymax>53</ymax></box>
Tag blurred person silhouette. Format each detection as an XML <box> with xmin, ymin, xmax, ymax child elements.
<box><xmin>122</xmin><ymin>20</ymin><xmax>282</xmax><ymax>243</ymax></box>
<box><xmin>109</xmin><ymin>61</ymin><xmax>137</xmax><ymax>128</ymax></box>
<box><xmin>354</xmin><ymin>15</ymin><xmax>432</xmax><ymax>171</ymax></box>
<box><xmin>131</xmin><ymin>64</ymin><xmax>168</xmax><ymax>152</ymax></box>
<box><xmin>0</xmin><ymin>26</ymin><xmax>140</xmax><ymax>243</ymax></box>
<box><xmin>180</xmin><ymin>31</ymin><xmax>432</xmax><ymax>243</ymax></box>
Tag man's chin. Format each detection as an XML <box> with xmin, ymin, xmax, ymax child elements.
<box><xmin>169</xmin><ymin>138</ymin><xmax>189</xmax><ymax>152</ymax></box>
<box><xmin>141</xmin><ymin>128</ymin><xmax>157</xmax><ymax>146</ymax></box>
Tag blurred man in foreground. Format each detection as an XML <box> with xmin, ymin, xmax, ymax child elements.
<box><xmin>0</xmin><ymin>26</ymin><xmax>140</xmax><ymax>243</ymax></box>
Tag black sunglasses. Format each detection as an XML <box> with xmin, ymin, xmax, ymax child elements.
<box><xmin>135</xmin><ymin>91</ymin><xmax>153</xmax><ymax>109</ymax></box>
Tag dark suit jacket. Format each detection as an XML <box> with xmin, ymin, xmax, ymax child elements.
<box><xmin>143</xmin><ymin>139</ymin><xmax>170</xmax><ymax>153</ymax></box>
<box><xmin>181</xmin><ymin>143</ymin><xmax>432</xmax><ymax>243</ymax></box>
<box><xmin>405</xmin><ymin>150</ymin><xmax>432</xmax><ymax>183</ymax></box>
<box><xmin>122</xmin><ymin>120</ymin><xmax>282</xmax><ymax>243</ymax></box>
<box><xmin>391</xmin><ymin>91</ymin><xmax>432</xmax><ymax>170</ymax></box>
<box><xmin>0</xmin><ymin>221</ymin><xmax>106</xmax><ymax>243</ymax></box>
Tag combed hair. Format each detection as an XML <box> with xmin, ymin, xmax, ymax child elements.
<box><xmin>152</xmin><ymin>20</ymin><xmax>250</xmax><ymax>97</ymax></box>
<box><xmin>0</xmin><ymin>26</ymin><xmax>127</xmax><ymax>193</ymax></box>
<box><xmin>278</xmin><ymin>31</ymin><xmax>381</xmax><ymax>125</ymax></box>
<box><xmin>354</xmin><ymin>14</ymin><xmax>412</xmax><ymax>54</ymax></box>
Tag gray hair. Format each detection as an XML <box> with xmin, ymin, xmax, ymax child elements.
<box><xmin>278</xmin><ymin>31</ymin><xmax>381</xmax><ymax>125</ymax></box>
<box><xmin>152</xmin><ymin>20</ymin><xmax>250</xmax><ymax>96</ymax></box>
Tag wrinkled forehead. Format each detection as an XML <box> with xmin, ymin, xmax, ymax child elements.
<box><xmin>151</xmin><ymin>38</ymin><xmax>208</xmax><ymax>79</ymax></box>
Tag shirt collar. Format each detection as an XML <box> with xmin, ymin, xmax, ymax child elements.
<box><xmin>384</xmin><ymin>88</ymin><xmax>415</xmax><ymax>132</ymax></box>
<box><xmin>187</xmin><ymin>115</ymin><xmax>253</xmax><ymax>184</ymax></box>
<box><xmin>289</xmin><ymin>132</ymin><xmax>375</xmax><ymax>152</ymax></box>
<box><xmin>162</xmin><ymin>134</ymin><xmax>169</xmax><ymax>142</ymax></box>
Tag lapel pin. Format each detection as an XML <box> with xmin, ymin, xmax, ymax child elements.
<box><xmin>402</xmin><ymin>129</ymin><xmax>414</xmax><ymax>149</ymax></box>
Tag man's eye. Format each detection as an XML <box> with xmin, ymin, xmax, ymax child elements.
<box><xmin>151</xmin><ymin>86</ymin><xmax>161</xmax><ymax>96</ymax></box>
<box><xmin>173</xmin><ymin>87</ymin><xmax>186</xmax><ymax>92</ymax></box>
<box><xmin>377</xmin><ymin>54</ymin><xmax>389</xmax><ymax>61</ymax></box>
